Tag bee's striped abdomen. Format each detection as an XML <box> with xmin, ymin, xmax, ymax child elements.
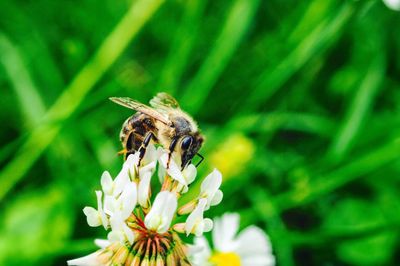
<box><xmin>120</xmin><ymin>113</ymin><xmax>158</xmax><ymax>159</ymax></box>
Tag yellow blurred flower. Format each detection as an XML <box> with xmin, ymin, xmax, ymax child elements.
<box><xmin>210</xmin><ymin>134</ymin><xmax>255</xmax><ymax>180</ymax></box>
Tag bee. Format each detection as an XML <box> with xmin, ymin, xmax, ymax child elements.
<box><xmin>110</xmin><ymin>93</ymin><xmax>204</xmax><ymax>169</ymax></box>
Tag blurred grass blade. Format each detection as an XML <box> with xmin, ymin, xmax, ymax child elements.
<box><xmin>288</xmin><ymin>221</ymin><xmax>400</xmax><ymax>246</ymax></box>
<box><xmin>0</xmin><ymin>34</ymin><xmax>46</xmax><ymax>126</ymax></box>
<box><xmin>241</xmin><ymin>2</ymin><xmax>355</xmax><ymax>112</ymax></box>
<box><xmin>287</xmin><ymin>0</ymin><xmax>336</xmax><ymax>43</ymax></box>
<box><xmin>229</xmin><ymin>112</ymin><xmax>335</xmax><ymax>138</ymax></box>
<box><xmin>156</xmin><ymin>0</ymin><xmax>207</xmax><ymax>94</ymax></box>
<box><xmin>327</xmin><ymin>47</ymin><xmax>385</xmax><ymax>162</ymax></box>
<box><xmin>275</xmin><ymin>137</ymin><xmax>400</xmax><ymax>211</ymax></box>
<box><xmin>181</xmin><ymin>0</ymin><xmax>260</xmax><ymax>114</ymax></box>
<box><xmin>0</xmin><ymin>0</ymin><xmax>165</xmax><ymax>201</ymax></box>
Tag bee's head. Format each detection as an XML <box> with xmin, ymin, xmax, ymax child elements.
<box><xmin>179</xmin><ymin>133</ymin><xmax>204</xmax><ymax>169</ymax></box>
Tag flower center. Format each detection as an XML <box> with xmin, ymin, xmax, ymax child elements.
<box><xmin>122</xmin><ymin>214</ymin><xmax>191</xmax><ymax>265</ymax></box>
<box><xmin>210</xmin><ymin>252</ymin><xmax>241</xmax><ymax>266</ymax></box>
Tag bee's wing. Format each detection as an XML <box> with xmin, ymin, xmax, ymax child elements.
<box><xmin>110</xmin><ymin>97</ymin><xmax>171</xmax><ymax>125</ymax></box>
<box><xmin>149</xmin><ymin>92</ymin><xmax>180</xmax><ymax>112</ymax></box>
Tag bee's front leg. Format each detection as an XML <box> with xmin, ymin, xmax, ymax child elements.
<box><xmin>138</xmin><ymin>132</ymin><xmax>156</xmax><ymax>165</ymax></box>
<box><xmin>167</xmin><ymin>137</ymin><xmax>179</xmax><ymax>169</ymax></box>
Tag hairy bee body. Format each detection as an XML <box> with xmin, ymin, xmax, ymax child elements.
<box><xmin>111</xmin><ymin>93</ymin><xmax>204</xmax><ymax>168</ymax></box>
<box><xmin>120</xmin><ymin>113</ymin><xmax>158</xmax><ymax>158</ymax></box>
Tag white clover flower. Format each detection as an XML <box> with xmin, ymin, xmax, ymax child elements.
<box><xmin>158</xmin><ymin>151</ymin><xmax>187</xmax><ymax>185</ymax></box>
<box><xmin>83</xmin><ymin>190</ymin><xmax>108</xmax><ymax>229</ymax></box>
<box><xmin>67</xmin><ymin>250</ymin><xmax>104</xmax><ymax>266</ymax></box>
<box><xmin>108</xmin><ymin>213</ymin><xmax>135</xmax><ymax>244</ymax></box>
<box><xmin>190</xmin><ymin>213</ymin><xmax>275</xmax><ymax>266</ymax></box>
<box><xmin>138</xmin><ymin>143</ymin><xmax>158</xmax><ymax>175</ymax></box>
<box><xmin>383</xmin><ymin>0</ymin><xmax>400</xmax><ymax>10</ymax></box>
<box><xmin>176</xmin><ymin>163</ymin><xmax>197</xmax><ymax>193</ymax></box>
<box><xmin>137</xmin><ymin>170</ymin><xmax>152</xmax><ymax>208</ymax></box>
<box><xmin>68</xmin><ymin>242</ymin><xmax>129</xmax><ymax>266</ymax></box>
<box><xmin>144</xmin><ymin>191</ymin><xmax>177</xmax><ymax>233</ymax></box>
<box><xmin>69</xmin><ymin>144</ymin><xmax>223</xmax><ymax>266</ymax></box>
<box><xmin>94</xmin><ymin>239</ymin><xmax>111</xmax><ymax>249</ymax></box>
<box><xmin>101</xmin><ymin>153</ymin><xmax>139</xmax><ymax>198</ymax></box>
<box><xmin>103</xmin><ymin>181</ymin><xmax>137</xmax><ymax>220</ymax></box>
<box><xmin>185</xmin><ymin>198</ymin><xmax>213</xmax><ymax>236</ymax></box>
<box><xmin>199</xmin><ymin>169</ymin><xmax>223</xmax><ymax>209</ymax></box>
<box><xmin>188</xmin><ymin>236</ymin><xmax>212</xmax><ymax>266</ymax></box>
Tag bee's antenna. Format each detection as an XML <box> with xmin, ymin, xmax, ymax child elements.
<box><xmin>195</xmin><ymin>153</ymin><xmax>204</xmax><ymax>167</ymax></box>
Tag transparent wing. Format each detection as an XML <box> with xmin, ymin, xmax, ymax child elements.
<box><xmin>149</xmin><ymin>92</ymin><xmax>180</xmax><ymax>112</ymax></box>
<box><xmin>109</xmin><ymin>97</ymin><xmax>170</xmax><ymax>125</ymax></box>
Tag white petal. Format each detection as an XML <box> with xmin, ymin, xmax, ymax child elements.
<box><xmin>188</xmin><ymin>236</ymin><xmax>212</xmax><ymax>266</ymax></box>
<box><xmin>107</xmin><ymin>230</ymin><xmax>124</xmax><ymax>243</ymax></box>
<box><xmin>185</xmin><ymin>198</ymin><xmax>207</xmax><ymax>236</ymax></box>
<box><xmin>109</xmin><ymin>214</ymin><xmax>123</xmax><ymax>232</ymax></box>
<box><xmin>95</xmin><ymin>191</ymin><xmax>109</xmax><ymax>229</ymax></box>
<box><xmin>200</xmin><ymin>169</ymin><xmax>222</xmax><ymax>193</ymax></box>
<box><xmin>144</xmin><ymin>191</ymin><xmax>177</xmax><ymax>233</ymax></box>
<box><xmin>158</xmin><ymin>162</ymin><xmax>166</xmax><ymax>184</ymax></box>
<box><xmin>202</xmin><ymin>218</ymin><xmax>213</xmax><ymax>233</ymax></box>
<box><xmin>141</xmin><ymin>144</ymin><xmax>158</xmax><ymax>166</ymax></box>
<box><xmin>158</xmin><ymin>192</ymin><xmax>178</xmax><ymax>233</ymax></box>
<box><xmin>200</xmin><ymin>169</ymin><xmax>222</xmax><ymax>208</ymax></box>
<box><xmin>103</xmin><ymin>195</ymin><xmax>116</xmax><ymax>216</ymax></box>
<box><xmin>125</xmin><ymin>152</ymin><xmax>140</xmax><ymax>170</ymax></box>
<box><xmin>120</xmin><ymin>182</ymin><xmax>137</xmax><ymax>219</ymax></box>
<box><xmin>212</xmin><ymin>213</ymin><xmax>240</xmax><ymax>252</ymax></box>
<box><xmin>210</xmin><ymin>190</ymin><xmax>223</xmax><ymax>207</ymax></box>
<box><xmin>123</xmin><ymin>222</ymin><xmax>135</xmax><ymax>244</ymax></box>
<box><xmin>139</xmin><ymin>161</ymin><xmax>156</xmax><ymax>177</ymax></box>
<box><xmin>183</xmin><ymin>164</ymin><xmax>197</xmax><ymax>185</ymax></box>
<box><xmin>94</xmin><ymin>239</ymin><xmax>111</xmax><ymax>249</ymax></box>
<box><xmin>108</xmin><ymin>214</ymin><xmax>135</xmax><ymax>244</ymax></box>
<box><xmin>181</xmin><ymin>184</ymin><xmax>189</xmax><ymax>194</ymax></box>
<box><xmin>100</xmin><ymin>171</ymin><xmax>113</xmax><ymax>195</ymax></box>
<box><xmin>114</xmin><ymin>153</ymin><xmax>139</xmax><ymax>195</ymax></box>
<box><xmin>138</xmin><ymin>171</ymin><xmax>152</xmax><ymax>208</ymax></box>
<box><xmin>113</xmin><ymin>169</ymin><xmax>130</xmax><ymax>197</ymax></box>
<box><xmin>67</xmin><ymin>250</ymin><xmax>103</xmax><ymax>266</ymax></box>
<box><xmin>146</xmin><ymin>214</ymin><xmax>162</xmax><ymax>231</ymax></box>
<box><xmin>168</xmin><ymin>164</ymin><xmax>187</xmax><ymax>185</ymax></box>
<box><xmin>383</xmin><ymin>0</ymin><xmax>400</xmax><ymax>11</ymax></box>
<box><xmin>159</xmin><ymin>153</ymin><xmax>187</xmax><ymax>185</ymax></box>
<box><xmin>236</xmin><ymin>226</ymin><xmax>273</xmax><ymax>260</ymax></box>
<box><xmin>83</xmin><ymin>207</ymin><xmax>101</xmax><ymax>227</ymax></box>
<box><xmin>241</xmin><ymin>256</ymin><xmax>275</xmax><ymax>266</ymax></box>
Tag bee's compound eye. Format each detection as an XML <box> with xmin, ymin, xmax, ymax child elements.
<box><xmin>181</xmin><ymin>136</ymin><xmax>193</xmax><ymax>150</ymax></box>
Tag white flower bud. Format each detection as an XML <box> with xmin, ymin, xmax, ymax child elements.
<box><xmin>83</xmin><ymin>190</ymin><xmax>108</xmax><ymax>229</ymax></box>
<box><xmin>144</xmin><ymin>191</ymin><xmax>177</xmax><ymax>233</ymax></box>
<box><xmin>138</xmin><ymin>171</ymin><xmax>152</xmax><ymax>208</ymax></box>
<box><xmin>104</xmin><ymin>181</ymin><xmax>137</xmax><ymax>220</ymax></box>
<box><xmin>200</xmin><ymin>169</ymin><xmax>223</xmax><ymax>209</ymax></box>
<box><xmin>158</xmin><ymin>152</ymin><xmax>187</xmax><ymax>185</ymax></box>
<box><xmin>109</xmin><ymin>213</ymin><xmax>135</xmax><ymax>245</ymax></box>
<box><xmin>185</xmin><ymin>198</ymin><xmax>213</xmax><ymax>236</ymax></box>
<box><xmin>100</xmin><ymin>171</ymin><xmax>113</xmax><ymax>195</ymax></box>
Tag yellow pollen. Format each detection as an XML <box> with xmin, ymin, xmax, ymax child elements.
<box><xmin>209</xmin><ymin>252</ymin><xmax>241</xmax><ymax>266</ymax></box>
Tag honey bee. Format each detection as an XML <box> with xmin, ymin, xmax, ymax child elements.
<box><xmin>110</xmin><ymin>93</ymin><xmax>204</xmax><ymax>169</ymax></box>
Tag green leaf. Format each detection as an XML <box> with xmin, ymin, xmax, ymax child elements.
<box><xmin>323</xmin><ymin>198</ymin><xmax>396</xmax><ymax>265</ymax></box>
<box><xmin>0</xmin><ymin>186</ymin><xmax>74</xmax><ymax>265</ymax></box>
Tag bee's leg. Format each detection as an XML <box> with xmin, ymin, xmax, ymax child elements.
<box><xmin>138</xmin><ymin>132</ymin><xmax>156</xmax><ymax>165</ymax></box>
<box><xmin>118</xmin><ymin>148</ymin><xmax>127</xmax><ymax>156</ymax></box>
<box><xmin>167</xmin><ymin>137</ymin><xmax>179</xmax><ymax>168</ymax></box>
<box><xmin>123</xmin><ymin>132</ymin><xmax>137</xmax><ymax>160</ymax></box>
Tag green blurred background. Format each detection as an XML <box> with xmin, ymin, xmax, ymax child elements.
<box><xmin>1</xmin><ymin>0</ymin><xmax>400</xmax><ymax>265</ymax></box>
